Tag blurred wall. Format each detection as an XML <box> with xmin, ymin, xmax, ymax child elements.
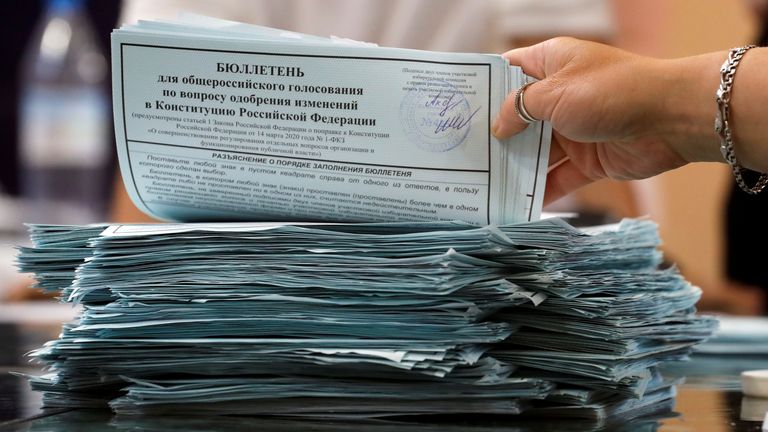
<box><xmin>615</xmin><ymin>0</ymin><xmax>757</xmax><ymax>308</ymax></box>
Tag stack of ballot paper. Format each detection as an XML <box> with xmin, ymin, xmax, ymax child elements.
<box><xmin>17</xmin><ymin>218</ymin><xmax>717</xmax><ymax>419</ymax></box>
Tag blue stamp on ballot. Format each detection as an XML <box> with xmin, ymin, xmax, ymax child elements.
<box><xmin>400</xmin><ymin>79</ymin><xmax>481</xmax><ymax>153</ymax></box>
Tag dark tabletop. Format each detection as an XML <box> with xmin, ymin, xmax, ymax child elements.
<box><xmin>0</xmin><ymin>321</ymin><xmax>766</xmax><ymax>432</ymax></box>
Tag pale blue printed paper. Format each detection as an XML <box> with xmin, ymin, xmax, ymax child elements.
<box><xmin>111</xmin><ymin>14</ymin><xmax>550</xmax><ymax>224</ymax></box>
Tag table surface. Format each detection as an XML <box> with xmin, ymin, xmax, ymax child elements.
<box><xmin>0</xmin><ymin>315</ymin><xmax>766</xmax><ymax>432</ymax></box>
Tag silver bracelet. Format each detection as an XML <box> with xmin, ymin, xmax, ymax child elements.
<box><xmin>715</xmin><ymin>45</ymin><xmax>768</xmax><ymax>194</ymax></box>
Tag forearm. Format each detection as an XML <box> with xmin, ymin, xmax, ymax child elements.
<box><xmin>497</xmin><ymin>37</ymin><xmax>767</xmax><ymax>196</ymax></box>
<box><xmin>661</xmin><ymin>48</ymin><xmax>768</xmax><ymax>172</ymax></box>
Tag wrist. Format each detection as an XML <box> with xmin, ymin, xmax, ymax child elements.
<box><xmin>656</xmin><ymin>52</ymin><xmax>726</xmax><ymax>164</ymax></box>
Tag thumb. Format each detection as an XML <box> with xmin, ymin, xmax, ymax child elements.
<box><xmin>492</xmin><ymin>78</ymin><xmax>560</xmax><ymax>139</ymax></box>
<box><xmin>493</xmin><ymin>37</ymin><xmax>579</xmax><ymax>139</ymax></box>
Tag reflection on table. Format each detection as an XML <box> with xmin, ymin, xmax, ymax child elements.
<box><xmin>1</xmin><ymin>314</ymin><xmax>767</xmax><ymax>431</ymax></box>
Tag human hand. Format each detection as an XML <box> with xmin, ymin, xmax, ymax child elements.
<box><xmin>492</xmin><ymin>38</ymin><xmax>718</xmax><ymax>205</ymax></box>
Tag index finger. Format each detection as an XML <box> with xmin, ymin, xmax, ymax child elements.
<box><xmin>503</xmin><ymin>37</ymin><xmax>580</xmax><ymax>79</ymax></box>
<box><xmin>503</xmin><ymin>44</ymin><xmax>547</xmax><ymax>80</ymax></box>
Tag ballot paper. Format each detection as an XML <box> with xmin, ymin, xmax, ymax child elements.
<box><xmin>661</xmin><ymin>315</ymin><xmax>768</xmax><ymax>383</ymax></box>
<box><xmin>17</xmin><ymin>218</ymin><xmax>717</xmax><ymax>419</ymax></box>
<box><xmin>111</xmin><ymin>14</ymin><xmax>551</xmax><ymax>224</ymax></box>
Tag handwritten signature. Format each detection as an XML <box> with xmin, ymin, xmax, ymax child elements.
<box><xmin>424</xmin><ymin>90</ymin><xmax>481</xmax><ymax>134</ymax></box>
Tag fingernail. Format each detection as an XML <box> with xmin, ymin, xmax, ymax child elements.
<box><xmin>491</xmin><ymin>117</ymin><xmax>500</xmax><ymax>137</ymax></box>
<box><xmin>492</xmin><ymin>119</ymin><xmax>508</xmax><ymax>139</ymax></box>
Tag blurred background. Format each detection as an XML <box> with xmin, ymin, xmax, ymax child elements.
<box><xmin>0</xmin><ymin>0</ymin><xmax>766</xmax><ymax>316</ymax></box>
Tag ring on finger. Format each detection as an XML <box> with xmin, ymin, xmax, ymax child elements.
<box><xmin>514</xmin><ymin>81</ymin><xmax>538</xmax><ymax>124</ymax></box>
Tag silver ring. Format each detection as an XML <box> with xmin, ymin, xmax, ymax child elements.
<box><xmin>514</xmin><ymin>81</ymin><xmax>538</xmax><ymax>124</ymax></box>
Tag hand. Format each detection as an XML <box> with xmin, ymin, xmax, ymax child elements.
<box><xmin>492</xmin><ymin>38</ymin><xmax>698</xmax><ymax>205</ymax></box>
